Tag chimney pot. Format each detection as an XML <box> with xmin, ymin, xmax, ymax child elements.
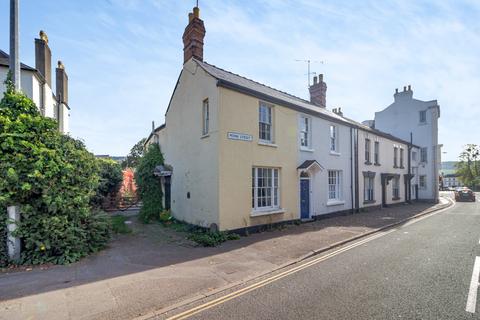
<box><xmin>313</xmin><ymin>76</ymin><xmax>318</xmax><ymax>84</ymax></box>
<box><xmin>403</xmin><ymin>86</ymin><xmax>407</xmax><ymax>92</ymax></box>
<box><xmin>56</xmin><ymin>60</ymin><xmax>68</xmax><ymax>105</ymax></box>
<box><xmin>395</xmin><ymin>88</ymin><xmax>399</xmax><ymax>94</ymax></box>
<box><xmin>183</xmin><ymin>7</ymin><xmax>206</xmax><ymax>64</ymax></box>
<box><xmin>408</xmin><ymin>84</ymin><xmax>411</xmax><ymax>91</ymax></box>
<box><xmin>319</xmin><ymin>74</ymin><xmax>323</xmax><ymax>82</ymax></box>
<box><xmin>309</xmin><ymin>74</ymin><xmax>327</xmax><ymax>108</ymax></box>
<box><xmin>39</xmin><ymin>30</ymin><xmax>48</xmax><ymax>43</ymax></box>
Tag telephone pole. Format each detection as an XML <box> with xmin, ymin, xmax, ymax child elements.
<box><xmin>9</xmin><ymin>0</ymin><xmax>21</xmax><ymax>90</ymax></box>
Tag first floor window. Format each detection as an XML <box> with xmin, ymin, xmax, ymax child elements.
<box><xmin>393</xmin><ymin>177</ymin><xmax>400</xmax><ymax>198</ymax></box>
<box><xmin>365</xmin><ymin>139</ymin><xmax>371</xmax><ymax>163</ymax></box>
<box><xmin>364</xmin><ymin>176</ymin><xmax>374</xmax><ymax>201</ymax></box>
<box><xmin>374</xmin><ymin>141</ymin><xmax>380</xmax><ymax>165</ymax></box>
<box><xmin>419</xmin><ymin>175</ymin><xmax>427</xmax><ymax>189</ymax></box>
<box><xmin>252</xmin><ymin>167</ymin><xmax>279</xmax><ymax>210</ymax></box>
<box><xmin>393</xmin><ymin>147</ymin><xmax>398</xmax><ymax>167</ymax></box>
<box><xmin>259</xmin><ymin>102</ymin><xmax>273</xmax><ymax>142</ymax></box>
<box><xmin>328</xmin><ymin>170</ymin><xmax>342</xmax><ymax>200</ymax></box>
<box><xmin>400</xmin><ymin>148</ymin><xmax>404</xmax><ymax>168</ymax></box>
<box><xmin>300</xmin><ymin>116</ymin><xmax>310</xmax><ymax>147</ymax></box>
<box><xmin>419</xmin><ymin>110</ymin><xmax>427</xmax><ymax>123</ymax></box>
<box><xmin>202</xmin><ymin>99</ymin><xmax>209</xmax><ymax>135</ymax></box>
<box><xmin>420</xmin><ymin>147</ymin><xmax>428</xmax><ymax>162</ymax></box>
<box><xmin>330</xmin><ymin>125</ymin><xmax>337</xmax><ymax>152</ymax></box>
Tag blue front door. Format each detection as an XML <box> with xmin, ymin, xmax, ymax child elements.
<box><xmin>300</xmin><ymin>179</ymin><xmax>310</xmax><ymax>219</ymax></box>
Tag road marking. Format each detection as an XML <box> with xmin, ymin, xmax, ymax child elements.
<box><xmin>164</xmin><ymin>231</ymin><xmax>392</xmax><ymax>320</ymax></box>
<box><xmin>159</xmin><ymin>199</ymin><xmax>455</xmax><ymax>320</ymax></box>
<box><xmin>466</xmin><ymin>256</ymin><xmax>480</xmax><ymax>313</ymax></box>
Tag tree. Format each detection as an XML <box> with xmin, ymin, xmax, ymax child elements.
<box><xmin>0</xmin><ymin>87</ymin><xmax>110</xmax><ymax>265</ymax></box>
<box><xmin>135</xmin><ymin>144</ymin><xmax>164</xmax><ymax>222</ymax></box>
<box><xmin>457</xmin><ymin>144</ymin><xmax>480</xmax><ymax>190</ymax></box>
<box><xmin>91</xmin><ymin>158</ymin><xmax>123</xmax><ymax>208</ymax></box>
<box><xmin>122</xmin><ymin>138</ymin><xmax>146</xmax><ymax>169</ymax></box>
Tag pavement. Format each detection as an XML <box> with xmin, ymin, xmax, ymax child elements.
<box><xmin>0</xmin><ymin>197</ymin><xmax>452</xmax><ymax>320</ymax></box>
<box><xmin>171</xmin><ymin>193</ymin><xmax>478</xmax><ymax>320</ymax></box>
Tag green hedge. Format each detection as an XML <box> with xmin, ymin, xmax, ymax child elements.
<box><xmin>0</xmin><ymin>83</ymin><xmax>110</xmax><ymax>265</ymax></box>
<box><xmin>135</xmin><ymin>144</ymin><xmax>164</xmax><ymax>223</ymax></box>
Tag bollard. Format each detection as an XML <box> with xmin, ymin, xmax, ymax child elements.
<box><xmin>7</xmin><ymin>206</ymin><xmax>21</xmax><ymax>262</ymax></box>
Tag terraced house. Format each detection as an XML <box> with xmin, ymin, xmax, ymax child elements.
<box><xmin>147</xmin><ymin>7</ymin><xmax>433</xmax><ymax>232</ymax></box>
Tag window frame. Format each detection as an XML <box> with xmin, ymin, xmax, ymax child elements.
<box><xmin>393</xmin><ymin>147</ymin><xmax>398</xmax><ymax>168</ymax></box>
<box><xmin>259</xmin><ymin>102</ymin><xmax>273</xmax><ymax>143</ymax></box>
<box><xmin>365</xmin><ymin>138</ymin><xmax>371</xmax><ymax>164</ymax></box>
<box><xmin>252</xmin><ymin>167</ymin><xmax>280</xmax><ymax>212</ymax></box>
<box><xmin>419</xmin><ymin>110</ymin><xmax>427</xmax><ymax>123</ymax></box>
<box><xmin>328</xmin><ymin>170</ymin><xmax>342</xmax><ymax>201</ymax></box>
<box><xmin>300</xmin><ymin>115</ymin><xmax>311</xmax><ymax>148</ymax></box>
<box><xmin>374</xmin><ymin>141</ymin><xmax>380</xmax><ymax>165</ymax></box>
<box><xmin>420</xmin><ymin>147</ymin><xmax>428</xmax><ymax>163</ymax></box>
<box><xmin>400</xmin><ymin>148</ymin><xmax>404</xmax><ymax>168</ymax></box>
<box><xmin>202</xmin><ymin>98</ymin><xmax>209</xmax><ymax>136</ymax></box>
<box><xmin>392</xmin><ymin>176</ymin><xmax>400</xmax><ymax>199</ymax></box>
<box><xmin>330</xmin><ymin>125</ymin><xmax>338</xmax><ymax>152</ymax></box>
<box><xmin>419</xmin><ymin>175</ymin><xmax>427</xmax><ymax>189</ymax></box>
<box><xmin>364</xmin><ymin>176</ymin><xmax>374</xmax><ymax>202</ymax></box>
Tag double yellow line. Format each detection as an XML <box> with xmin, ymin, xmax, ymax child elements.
<box><xmin>166</xmin><ymin>229</ymin><xmax>395</xmax><ymax>320</ymax></box>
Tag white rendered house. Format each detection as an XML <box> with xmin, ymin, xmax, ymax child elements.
<box><xmin>374</xmin><ymin>86</ymin><xmax>440</xmax><ymax>202</ymax></box>
<box><xmin>0</xmin><ymin>31</ymin><xmax>70</xmax><ymax>133</ymax></box>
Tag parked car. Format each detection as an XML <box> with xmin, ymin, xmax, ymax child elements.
<box><xmin>454</xmin><ymin>187</ymin><xmax>476</xmax><ymax>202</ymax></box>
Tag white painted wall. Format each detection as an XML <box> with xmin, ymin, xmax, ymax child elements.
<box><xmin>357</xmin><ymin>129</ymin><xmax>411</xmax><ymax>207</ymax></box>
<box><xmin>159</xmin><ymin>59</ymin><xmax>220</xmax><ymax>228</ymax></box>
<box><xmin>298</xmin><ymin>114</ymin><xmax>354</xmax><ymax>216</ymax></box>
<box><xmin>374</xmin><ymin>88</ymin><xmax>440</xmax><ymax>201</ymax></box>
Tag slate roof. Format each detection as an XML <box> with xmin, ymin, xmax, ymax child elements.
<box><xmin>297</xmin><ymin>160</ymin><xmax>322</xmax><ymax>170</ymax></box>
<box><xmin>0</xmin><ymin>49</ymin><xmax>36</xmax><ymax>71</ymax></box>
<box><xmin>194</xmin><ymin>59</ymin><xmax>418</xmax><ymax>148</ymax></box>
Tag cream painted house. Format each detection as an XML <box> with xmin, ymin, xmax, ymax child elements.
<box><xmin>0</xmin><ymin>31</ymin><xmax>70</xmax><ymax>133</ymax></box>
<box><xmin>148</xmin><ymin>7</ymin><xmax>420</xmax><ymax>232</ymax></box>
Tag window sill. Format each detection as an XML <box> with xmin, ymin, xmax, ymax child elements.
<box><xmin>374</xmin><ymin>163</ymin><xmax>381</xmax><ymax>166</ymax></box>
<box><xmin>300</xmin><ymin>147</ymin><xmax>315</xmax><ymax>152</ymax></box>
<box><xmin>330</xmin><ymin>151</ymin><xmax>341</xmax><ymax>156</ymax></box>
<box><xmin>392</xmin><ymin>197</ymin><xmax>401</xmax><ymax>201</ymax></box>
<box><xmin>363</xmin><ymin>200</ymin><xmax>376</xmax><ymax>204</ymax></box>
<box><xmin>399</xmin><ymin>166</ymin><xmax>405</xmax><ymax>169</ymax></box>
<box><xmin>250</xmin><ymin>208</ymin><xmax>285</xmax><ymax>217</ymax></box>
<box><xmin>393</xmin><ymin>166</ymin><xmax>399</xmax><ymax>169</ymax></box>
<box><xmin>258</xmin><ymin>141</ymin><xmax>277</xmax><ymax>148</ymax></box>
<box><xmin>200</xmin><ymin>133</ymin><xmax>210</xmax><ymax>139</ymax></box>
<box><xmin>326</xmin><ymin>200</ymin><xmax>345</xmax><ymax>207</ymax></box>
<box><xmin>365</xmin><ymin>161</ymin><xmax>372</xmax><ymax>165</ymax></box>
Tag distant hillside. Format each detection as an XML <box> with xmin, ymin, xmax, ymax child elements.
<box><xmin>95</xmin><ymin>155</ymin><xmax>126</xmax><ymax>163</ymax></box>
<box><xmin>441</xmin><ymin>161</ymin><xmax>458</xmax><ymax>175</ymax></box>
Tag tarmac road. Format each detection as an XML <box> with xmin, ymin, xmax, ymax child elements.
<box><xmin>169</xmin><ymin>198</ymin><xmax>480</xmax><ymax>319</ymax></box>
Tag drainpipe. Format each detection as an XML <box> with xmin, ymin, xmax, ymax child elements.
<box><xmin>350</xmin><ymin>127</ymin><xmax>354</xmax><ymax>214</ymax></box>
<box><xmin>407</xmin><ymin>132</ymin><xmax>412</xmax><ymax>203</ymax></box>
<box><xmin>354</xmin><ymin>128</ymin><xmax>359</xmax><ymax>212</ymax></box>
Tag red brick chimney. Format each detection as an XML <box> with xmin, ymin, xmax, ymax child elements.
<box><xmin>309</xmin><ymin>74</ymin><xmax>327</xmax><ymax>108</ymax></box>
<box><xmin>182</xmin><ymin>7</ymin><xmax>206</xmax><ymax>64</ymax></box>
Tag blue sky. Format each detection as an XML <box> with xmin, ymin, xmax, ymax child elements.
<box><xmin>1</xmin><ymin>0</ymin><xmax>479</xmax><ymax>161</ymax></box>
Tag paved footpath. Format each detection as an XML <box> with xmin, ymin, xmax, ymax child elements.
<box><xmin>0</xmin><ymin>198</ymin><xmax>451</xmax><ymax>320</ymax></box>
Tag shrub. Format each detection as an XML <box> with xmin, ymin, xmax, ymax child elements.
<box><xmin>135</xmin><ymin>144</ymin><xmax>164</xmax><ymax>223</ymax></box>
<box><xmin>188</xmin><ymin>230</ymin><xmax>240</xmax><ymax>247</ymax></box>
<box><xmin>0</xmin><ymin>87</ymin><xmax>110</xmax><ymax>265</ymax></box>
<box><xmin>110</xmin><ymin>215</ymin><xmax>131</xmax><ymax>234</ymax></box>
<box><xmin>91</xmin><ymin>158</ymin><xmax>123</xmax><ymax>208</ymax></box>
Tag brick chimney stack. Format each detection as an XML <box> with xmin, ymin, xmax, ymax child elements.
<box><xmin>56</xmin><ymin>60</ymin><xmax>68</xmax><ymax>105</ymax></box>
<box><xmin>309</xmin><ymin>74</ymin><xmax>327</xmax><ymax>108</ymax></box>
<box><xmin>182</xmin><ymin>6</ymin><xmax>206</xmax><ymax>64</ymax></box>
<box><xmin>35</xmin><ymin>30</ymin><xmax>52</xmax><ymax>87</ymax></box>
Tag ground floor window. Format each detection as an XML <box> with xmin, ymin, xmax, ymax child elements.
<box><xmin>252</xmin><ymin>167</ymin><xmax>279</xmax><ymax>210</ymax></box>
<box><xmin>328</xmin><ymin>170</ymin><xmax>342</xmax><ymax>200</ymax></box>
<box><xmin>419</xmin><ymin>175</ymin><xmax>427</xmax><ymax>189</ymax></box>
<box><xmin>364</xmin><ymin>176</ymin><xmax>374</xmax><ymax>201</ymax></box>
<box><xmin>393</xmin><ymin>176</ymin><xmax>400</xmax><ymax>199</ymax></box>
